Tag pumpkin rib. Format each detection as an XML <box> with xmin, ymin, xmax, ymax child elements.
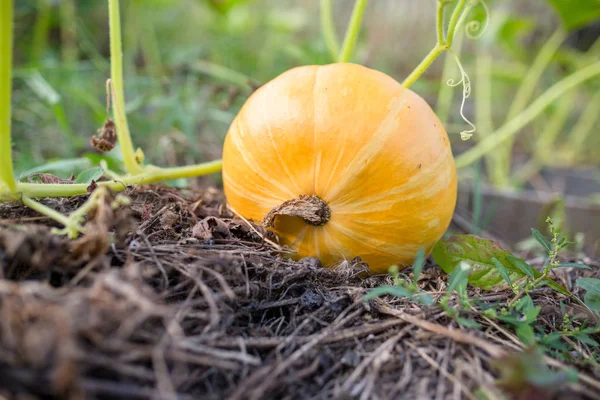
<box><xmin>319</xmin><ymin>138</ymin><xmax>346</xmax><ymax>200</ymax></box>
<box><xmin>262</xmin><ymin>106</ymin><xmax>305</xmax><ymax>195</ymax></box>
<box><xmin>313</xmin><ymin>227</ymin><xmax>321</xmax><ymax>260</ymax></box>
<box><xmin>321</xmin><ymin>226</ymin><xmax>346</xmax><ymax>265</ymax></box>
<box><xmin>290</xmin><ymin>225</ymin><xmax>310</xmax><ymax>249</ymax></box>
<box><xmin>312</xmin><ymin>66</ymin><xmax>321</xmax><ymax>195</ymax></box>
<box><xmin>323</xmin><ymin>93</ymin><xmax>408</xmax><ymax>202</ymax></box>
<box><xmin>222</xmin><ymin>169</ymin><xmax>287</xmax><ymax>205</ymax></box>
<box><xmin>328</xmin><ymin>220</ymin><xmax>420</xmax><ymax>260</ymax></box>
<box><xmin>331</xmin><ymin>151</ymin><xmax>454</xmax><ymax>211</ymax></box>
<box><xmin>230</xmin><ymin>117</ymin><xmax>297</xmax><ymax>198</ymax></box>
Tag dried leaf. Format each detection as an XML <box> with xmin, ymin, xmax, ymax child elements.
<box><xmin>192</xmin><ymin>216</ymin><xmax>231</xmax><ymax>240</ymax></box>
<box><xmin>91</xmin><ymin>119</ymin><xmax>117</xmax><ymax>152</ymax></box>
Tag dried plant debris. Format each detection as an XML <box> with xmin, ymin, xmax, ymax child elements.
<box><xmin>0</xmin><ymin>187</ymin><xmax>599</xmax><ymax>400</ymax></box>
<box><xmin>91</xmin><ymin>119</ymin><xmax>117</xmax><ymax>152</ymax></box>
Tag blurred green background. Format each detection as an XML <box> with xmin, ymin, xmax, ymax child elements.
<box><xmin>10</xmin><ymin>0</ymin><xmax>600</xmax><ymax>191</ymax></box>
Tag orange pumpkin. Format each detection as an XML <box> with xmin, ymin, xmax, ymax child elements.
<box><xmin>222</xmin><ymin>63</ymin><xmax>457</xmax><ymax>273</ymax></box>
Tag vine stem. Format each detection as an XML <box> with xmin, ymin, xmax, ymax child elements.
<box><xmin>455</xmin><ymin>60</ymin><xmax>600</xmax><ymax>169</ymax></box>
<box><xmin>108</xmin><ymin>0</ymin><xmax>143</xmax><ymax>174</ymax></box>
<box><xmin>337</xmin><ymin>0</ymin><xmax>369</xmax><ymax>63</ymax></box>
<box><xmin>3</xmin><ymin>160</ymin><xmax>223</xmax><ymax>199</ymax></box>
<box><xmin>0</xmin><ymin>0</ymin><xmax>15</xmax><ymax>193</ymax></box>
<box><xmin>21</xmin><ymin>195</ymin><xmax>71</xmax><ymax>227</ymax></box>
<box><xmin>402</xmin><ymin>0</ymin><xmax>473</xmax><ymax>88</ymax></box>
<box><xmin>320</xmin><ymin>0</ymin><xmax>340</xmax><ymax>61</ymax></box>
<box><xmin>402</xmin><ymin>45</ymin><xmax>446</xmax><ymax>89</ymax></box>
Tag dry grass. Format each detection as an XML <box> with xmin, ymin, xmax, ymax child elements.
<box><xmin>0</xmin><ymin>186</ymin><xmax>599</xmax><ymax>400</ymax></box>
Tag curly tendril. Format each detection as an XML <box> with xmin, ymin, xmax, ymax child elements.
<box><xmin>465</xmin><ymin>0</ymin><xmax>490</xmax><ymax>39</ymax></box>
<box><xmin>447</xmin><ymin>50</ymin><xmax>476</xmax><ymax>141</ymax></box>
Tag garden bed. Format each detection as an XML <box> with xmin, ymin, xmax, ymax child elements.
<box><xmin>1</xmin><ymin>186</ymin><xmax>599</xmax><ymax>400</ymax></box>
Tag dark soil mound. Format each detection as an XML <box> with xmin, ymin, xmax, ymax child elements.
<box><xmin>0</xmin><ymin>187</ymin><xmax>598</xmax><ymax>400</ymax></box>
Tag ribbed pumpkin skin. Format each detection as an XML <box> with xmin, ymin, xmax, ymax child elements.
<box><xmin>222</xmin><ymin>63</ymin><xmax>457</xmax><ymax>273</ymax></box>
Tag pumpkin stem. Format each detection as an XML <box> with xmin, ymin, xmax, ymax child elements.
<box><xmin>263</xmin><ymin>195</ymin><xmax>331</xmax><ymax>228</ymax></box>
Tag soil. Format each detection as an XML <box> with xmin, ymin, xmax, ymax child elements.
<box><xmin>0</xmin><ymin>186</ymin><xmax>599</xmax><ymax>400</ymax></box>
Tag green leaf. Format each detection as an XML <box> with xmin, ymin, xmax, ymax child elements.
<box><xmin>363</xmin><ymin>285</ymin><xmax>413</xmax><ymax>301</ymax></box>
<box><xmin>581</xmin><ymin>323</ymin><xmax>600</xmax><ymax>334</ymax></box>
<box><xmin>74</xmin><ymin>167</ymin><xmax>104</xmax><ymax>184</ymax></box>
<box><xmin>574</xmin><ymin>333</ymin><xmax>599</xmax><ymax>346</ymax></box>
<box><xmin>542</xmin><ymin>332</ymin><xmax>568</xmax><ymax>351</ymax></box>
<box><xmin>363</xmin><ymin>285</ymin><xmax>434</xmax><ymax>306</ymax></box>
<box><xmin>539</xmin><ymin>278</ymin><xmax>571</xmax><ymax>297</ymax></box>
<box><xmin>433</xmin><ymin>235</ymin><xmax>528</xmax><ymax>290</ymax></box>
<box><xmin>546</xmin><ymin>0</ymin><xmax>600</xmax><ymax>31</ymax></box>
<box><xmin>492</xmin><ymin>257</ymin><xmax>513</xmax><ymax>287</ymax></box>
<box><xmin>576</xmin><ymin>278</ymin><xmax>600</xmax><ymax>312</ymax></box>
<box><xmin>433</xmin><ymin>235</ymin><xmax>572</xmax><ymax>294</ymax></box>
<box><xmin>447</xmin><ymin>261</ymin><xmax>470</xmax><ymax>293</ymax></box>
<box><xmin>531</xmin><ymin>228</ymin><xmax>552</xmax><ymax>252</ymax></box>
<box><xmin>412</xmin><ymin>248</ymin><xmax>426</xmax><ymax>282</ymax></box>
<box><xmin>18</xmin><ymin>157</ymin><xmax>93</xmax><ymax>180</ymax></box>
<box><xmin>413</xmin><ymin>293</ymin><xmax>435</xmax><ymax>306</ymax></box>
<box><xmin>516</xmin><ymin>324</ymin><xmax>536</xmax><ymax>345</ymax></box>
<box><xmin>556</xmin><ymin>262</ymin><xmax>592</xmax><ymax>270</ymax></box>
<box><xmin>506</xmin><ymin>255</ymin><xmax>536</xmax><ymax>280</ymax></box>
<box><xmin>456</xmin><ymin>317</ymin><xmax>482</xmax><ymax>328</ymax></box>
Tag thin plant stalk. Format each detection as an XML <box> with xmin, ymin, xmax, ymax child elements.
<box><xmin>320</xmin><ymin>0</ymin><xmax>340</xmax><ymax>62</ymax></box>
<box><xmin>337</xmin><ymin>0</ymin><xmax>369</xmax><ymax>63</ymax></box>
<box><xmin>455</xmin><ymin>61</ymin><xmax>600</xmax><ymax>169</ymax></box>
<box><xmin>402</xmin><ymin>0</ymin><xmax>474</xmax><ymax>88</ymax></box>
<box><xmin>494</xmin><ymin>29</ymin><xmax>566</xmax><ymax>187</ymax></box>
<box><xmin>21</xmin><ymin>195</ymin><xmax>71</xmax><ymax>227</ymax></box>
<box><xmin>108</xmin><ymin>0</ymin><xmax>143</xmax><ymax>174</ymax></box>
<box><xmin>0</xmin><ymin>0</ymin><xmax>15</xmax><ymax>193</ymax></box>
